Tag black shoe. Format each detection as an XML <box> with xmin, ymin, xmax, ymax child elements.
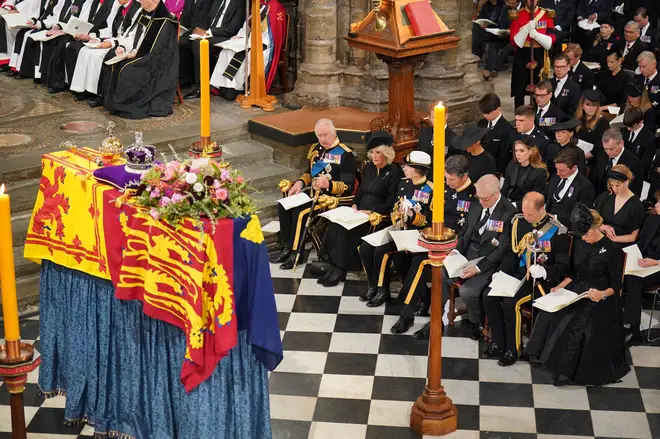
<box><xmin>14</xmin><ymin>74</ymin><xmax>25</xmax><ymax>79</ymax></box>
<box><xmin>184</xmin><ymin>88</ymin><xmax>200</xmax><ymax>99</ymax></box>
<box><xmin>33</xmin><ymin>78</ymin><xmax>41</xmax><ymax>84</ymax></box>
<box><xmin>74</xmin><ymin>92</ymin><xmax>90</xmax><ymax>102</ymax></box>
<box><xmin>413</xmin><ymin>301</ymin><xmax>430</xmax><ymax>317</ymax></box>
<box><xmin>309</xmin><ymin>261</ymin><xmax>332</xmax><ymax>278</ymax></box>
<box><xmin>322</xmin><ymin>267</ymin><xmax>346</xmax><ymax>287</ymax></box>
<box><xmin>624</xmin><ymin>331</ymin><xmax>642</xmax><ymax>347</ymax></box>
<box><xmin>481</xmin><ymin>342</ymin><xmax>503</xmax><ymax>359</ymax></box>
<box><xmin>0</xmin><ymin>65</ymin><xmax>9</xmax><ymax>72</ymax></box>
<box><xmin>497</xmin><ymin>350</ymin><xmax>518</xmax><ymax>367</ymax></box>
<box><xmin>48</xmin><ymin>86</ymin><xmax>61</xmax><ymax>94</ymax></box>
<box><xmin>390</xmin><ymin>315</ymin><xmax>414</xmax><ymax>334</ymax></box>
<box><xmin>366</xmin><ymin>287</ymin><xmax>390</xmax><ymax>308</ymax></box>
<box><xmin>470</xmin><ymin>323</ymin><xmax>485</xmax><ymax>341</ymax></box>
<box><xmin>5</xmin><ymin>70</ymin><xmax>16</xmax><ymax>77</ymax></box>
<box><xmin>88</xmin><ymin>96</ymin><xmax>104</xmax><ymax>108</ymax></box>
<box><xmin>413</xmin><ymin>322</ymin><xmax>432</xmax><ymax>339</ymax></box>
<box><xmin>359</xmin><ymin>286</ymin><xmax>378</xmax><ymax>302</ymax></box>
<box><xmin>269</xmin><ymin>246</ymin><xmax>291</xmax><ymax>264</ymax></box>
<box><xmin>279</xmin><ymin>252</ymin><xmax>297</xmax><ymax>270</ymax></box>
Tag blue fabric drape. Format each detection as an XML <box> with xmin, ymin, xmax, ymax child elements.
<box><xmin>38</xmin><ymin>260</ymin><xmax>273</xmax><ymax>439</ymax></box>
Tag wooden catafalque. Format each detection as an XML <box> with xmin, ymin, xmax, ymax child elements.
<box><xmin>346</xmin><ymin>0</ymin><xmax>459</xmax><ymax>160</ymax></box>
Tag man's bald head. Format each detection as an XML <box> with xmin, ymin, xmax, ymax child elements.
<box><xmin>522</xmin><ymin>192</ymin><xmax>546</xmax><ymax>223</ymax></box>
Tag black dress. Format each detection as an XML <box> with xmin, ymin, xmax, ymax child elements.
<box><xmin>577</xmin><ymin>117</ymin><xmax>610</xmax><ymax>159</ymax></box>
<box><xmin>464</xmin><ymin>150</ymin><xmax>497</xmax><ymax>184</ymax></box>
<box><xmin>320</xmin><ymin>162</ymin><xmax>403</xmax><ymax>272</ymax></box>
<box><xmin>500</xmin><ymin>162</ymin><xmax>548</xmax><ymax>204</ymax></box>
<box><xmin>597</xmin><ymin>69</ymin><xmax>628</xmax><ymax>107</ymax></box>
<box><xmin>594</xmin><ymin>193</ymin><xmax>646</xmax><ymax>239</ymax></box>
<box><xmin>584</xmin><ymin>36</ymin><xmax>620</xmax><ymax>70</ymax></box>
<box><xmin>524</xmin><ymin>236</ymin><xmax>630</xmax><ymax>386</ymax></box>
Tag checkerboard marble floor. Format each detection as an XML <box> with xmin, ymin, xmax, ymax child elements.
<box><xmin>1</xmin><ymin>260</ymin><xmax>659</xmax><ymax>439</ymax></box>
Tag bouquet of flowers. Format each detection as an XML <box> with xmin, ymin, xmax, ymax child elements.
<box><xmin>133</xmin><ymin>158</ymin><xmax>255</xmax><ymax>227</ymax></box>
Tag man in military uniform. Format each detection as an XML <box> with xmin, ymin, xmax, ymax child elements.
<box><xmin>483</xmin><ymin>192</ymin><xmax>569</xmax><ymax>366</ymax></box>
<box><xmin>510</xmin><ymin>0</ymin><xmax>556</xmax><ymax>109</ymax></box>
<box><xmin>359</xmin><ymin>151</ymin><xmax>433</xmax><ymax>309</ymax></box>
<box><xmin>444</xmin><ymin>155</ymin><xmax>476</xmax><ymax>234</ymax></box>
<box><xmin>271</xmin><ymin>118</ymin><xmax>358</xmax><ymax>269</ymax></box>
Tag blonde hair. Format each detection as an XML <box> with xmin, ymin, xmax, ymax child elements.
<box><xmin>607</xmin><ymin>163</ymin><xmax>634</xmax><ymax>192</ymax></box>
<box><xmin>575</xmin><ymin>96</ymin><xmax>604</xmax><ymax>131</ymax></box>
<box><xmin>627</xmin><ymin>89</ymin><xmax>653</xmax><ymax>113</ymax></box>
<box><xmin>565</xmin><ymin>43</ymin><xmax>583</xmax><ymax>58</ymax></box>
<box><xmin>590</xmin><ymin>209</ymin><xmax>604</xmax><ymax>229</ymax></box>
<box><xmin>368</xmin><ymin>145</ymin><xmax>395</xmax><ymax>164</ymax></box>
<box><xmin>513</xmin><ymin>140</ymin><xmax>548</xmax><ymax>176</ymax></box>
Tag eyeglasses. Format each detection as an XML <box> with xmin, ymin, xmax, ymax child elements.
<box><xmin>534</xmin><ymin>93</ymin><xmax>550</xmax><ymax>97</ymax></box>
<box><xmin>477</xmin><ymin>193</ymin><xmax>495</xmax><ymax>202</ymax></box>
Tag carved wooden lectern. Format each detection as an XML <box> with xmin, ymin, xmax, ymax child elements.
<box><xmin>346</xmin><ymin>0</ymin><xmax>459</xmax><ymax>160</ymax></box>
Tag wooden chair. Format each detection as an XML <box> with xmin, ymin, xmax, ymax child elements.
<box><xmin>643</xmin><ymin>284</ymin><xmax>660</xmax><ymax>343</ymax></box>
<box><xmin>448</xmin><ymin>280</ymin><xmax>468</xmax><ymax>326</ymax></box>
<box><xmin>270</xmin><ymin>13</ymin><xmax>290</xmax><ymax>94</ymax></box>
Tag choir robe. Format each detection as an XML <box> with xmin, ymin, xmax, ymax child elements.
<box><xmin>1</xmin><ymin>0</ymin><xmax>41</xmax><ymax>64</ymax></box>
<box><xmin>104</xmin><ymin>0</ymin><xmax>177</xmax><ymax>119</ymax></box>
<box><xmin>43</xmin><ymin>0</ymin><xmax>113</xmax><ymax>90</ymax></box>
<box><xmin>68</xmin><ymin>0</ymin><xmax>139</xmax><ymax>95</ymax></box>
<box><xmin>209</xmin><ymin>5</ymin><xmax>271</xmax><ymax>97</ymax></box>
<box><xmin>10</xmin><ymin>0</ymin><xmax>62</xmax><ymax>71</ymax></box>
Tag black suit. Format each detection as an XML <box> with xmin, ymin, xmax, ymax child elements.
<box><xmin>546</xmin><ymin>172</ymin><xmax>595</xmax><ymax>229</ymax></box>
<box><xmin>441</xmin><ymin>195</ymin><xmax>518</xmax><ymax>324</ymax></box>
<box><xmin>620</xmin><ymin>39</ymin><xmax>648</xmax><ymax>72</ymax></box>
<box><xmin>637</xmin><ymin>73</ymin><xmax>660</xmax><ymax>127</ymax></box>
<box><xmin>479</xmin><ymin>116</ymin><xmax>516</xmax><ymax>176</ymax></box>
<box><xmin>180</xmin><ymin>0</ymin><xmax>213</xmax><ymax>30</ymax></box>
<box><xmin>550</xmin><ymin>77</ymin><xmax>581</xmax><ymax>117</ymax></box>
<box><xmin>535</xmin><ymin>103</ymin><xmax>565</xmax><ymax>138</ymax></box>
<box><xmin>516</xmin><ymin>128</ymin><xmax>551</xmax><ymax>160</ymax></box>
<box><xmin>595</xmin><ymin>148</ymin><xmax>643</xmax><ymax>196</ymax></box>
<box><xmin>178</xmin><ymin>0</ymin><xmax>245</xmax><ymax>87</ymax></box>
<box><xmin>540</xmin><ymin>0</ymin><xmax>573</xmax><ymax>47</ymax></box>
<box><xmin>569</xmin><ymin>61</ymin><xmax>595</xmax><ymax>91</ymax></box>
<box><xmin>472</xmin><ymin>0</ymin><xmax>510</xmax><ymax>72</ymax></box>
<box><xmin>622</xmin><ymin>126</ymin><xmax>657</xmax><ymax>178</ymax></box>
<box><xmin>577</xmin><ymin>0</ymin><xmax>613</xmax><ymax>22</ymax></box>
<box><xmin>640</xmin><ymin>26</ymin><xmax>658</xmax><ymax>50</ymax></box>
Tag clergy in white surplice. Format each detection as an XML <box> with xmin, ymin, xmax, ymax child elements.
<box><xmin>0</xmin><ymin>0</ymin><xmax>41</xmax><ymax>69</ymax></box>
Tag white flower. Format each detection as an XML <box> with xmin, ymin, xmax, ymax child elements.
<box><xmin>193</xmin><ymin>182</ymin><xmax>204</xmax><ymax>192</ymax></box>
<box><xmin>185</xmin><ymin>172</ymin><xmax>198</xmax><ymax>184</ymax></box>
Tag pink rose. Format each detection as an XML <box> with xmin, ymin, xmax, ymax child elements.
<box><xmin>216</xmin><ymin>188</ymin><xmax>228</xmax><ymax>201</ymax></box>
<box><xmin>150</xmin><ymin>208</ymin><xmax>161</xmax><ymax>220</ymax></box>
<box><xmin>220</xmin><ymin>169</ymin><xmax>230</xmax><ymax>181</ymax></box>
<box><xmin>163</xmin><ymin>167</ymin><xmax>176</xmax><ymax>181</ymax></box>
<box><xmin>190</xmin><ymin>167</ymin><xmax>201</xmax><ymax>174</ymax></box>
<box><xmin>150</xmin><ymin>188</ymin><xmax>161</xmax><ymax>198</ymax></box>
<box><xmin>237</xmin><ymin>176</ymin><xmax>244</xmax><ymax>184</ymax></box>
<box><xmin>159</xmin><ymin>196</ymin><xmax>171</xmax><ymax>207</ymax></box>
<box><xmin>171</xmin><ymin>193</ymin><xmax>184</xmax><ymax>203</ymax></box>
<box><xmin>213</xmin><ymin>179</ymin><xmax>222</xmax><ymax>189</ymax></box>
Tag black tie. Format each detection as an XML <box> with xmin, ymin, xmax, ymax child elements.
<box><xmin>645</xmin><ymin>77</ymin><xmax>650</xmax><ymax>87</ymax></box>
<box><xmin>488</xmin><ymin>121</ymin><xmax>493</xmax><ymax>130</ymax></box>
<box><xmin>476</xmin><ymin>208</ymin><xmax>491</xmax><ymax>235</ymax></box>
<box><xmin>606</xmin><ymin>157</ymin><xmax>614</xmax><ymax>173</ymax></box>
<box><xmin>537</xmin><ymin>108</ymin><xmax>542</xmax><ymax>119</ymax></box>
<box><xmin>212</xmin><ymin>0</ymin><xmax>226</xmax><ymax>26</ymax></box>
<box><xmin>630</xmin><ymin>131</ymin><xmax>635</xmax><ymax>142</ymax></box>
<box><xmin>553</xmin><ymin>178</ymin><xmax>567</xmax><ymax>202</ymax></box>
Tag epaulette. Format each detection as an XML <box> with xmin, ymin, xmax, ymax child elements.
<box><xmin>508</xmin><ymin>9</ymin><xmax>519</xmax><ymax>20</ymax></box>
<box><xmin>307</xmin><ymin>143</ymin><xmax>319</xmax><ymax>159</ymax></box>
<box><xmin>542</xmin><ymin>7</ymin><xmax>556</xmax><ymax>18</ymax></box>
<box><xmin>426</xmin><ymin>181</ymin><xmax>434</xmax><ymax>189</ymax></box>
<box><xmin>548</xmin><ymin>216</ymin><xmax>568</xmax><ymax>234</ymax></box>
<box><xmin>337</xmin><ymin>142</ymin><xmax>352</xmax><ymax>153</ymax></box>
<box><xmin>511</xmin><ymin>213</ymin><xmax>525</xmax><ymax>224</ymax></box>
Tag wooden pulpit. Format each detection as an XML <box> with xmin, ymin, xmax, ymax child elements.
<box><xmin>346</xmin><ymin>0</ymin><xmax>459</xmax><ymax>160</ymax></box>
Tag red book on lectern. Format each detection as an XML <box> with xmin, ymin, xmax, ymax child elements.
<box><xmin>404</xmin><ymin>1</ymin><xmax>442</xmax><ymax>36</ymax></box>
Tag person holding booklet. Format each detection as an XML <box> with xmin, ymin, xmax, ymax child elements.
<box><xmin>441</xmin><ymin>174</ymin><xmax>517</xmax><ymax>341</ymax></box>
<box><xmin>358</xmin><ymin>150</ymin><xmax>430</xmax><ymax>309</ymax></box>
<box><xmin>622</xmin><ymin>191</ymin><xmax>660</xmax><ymax>345</ymax></box>
<box><xmin>574</xmin><ymin>89</ymin><xmax>609</xmax><ymax>166</ymax></box>
<box><xmin>313</xmin><ymin>131</ymin><xmax>402</xmax><ymax>287</ymax></box>
<box><xmin>471</xmin><ymin>0</ymin><xmax>511</xmax><ymax>81</ymax></box>
<box><xmin>482</xmin><ymin>192</ymin><xmax>569</xmax><ymax>366</ymax></box>
<box><xmin>270</xmin><ymin>119</ymin><xmax>358</xmax><ymax>270</ymax></box>
<box><xmin>524</xmin><ymin>203</ymin><xmax>629</xmax><ymax>386</ymax></box>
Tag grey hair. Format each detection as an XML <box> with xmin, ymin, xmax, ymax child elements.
<box><xmin>315</xmin><ymin>118</ymin><xmax>336</xmax><ymax>134</ymax></box>
<box><xmin>475</xmin><ymin>174</ymin><xmax>500</xmax><ymax>195</ymax></box>
<box><xmin>445</xmin><ymin>155</ymin><xmax>469</xmax><ymax>177</ymax></box>
<box><xmin>602</xmin><ymin>127</ymin><xmax>623</xmax><ymax>144</ymax></box>
<box><xmin>638</xmin><ymin>50</ymin><xmax>656</xmax><ymax>64</ymax></box>
<box><xmin>624</xmin><ymin>21</ymin><xmax>641</xmax><ymax>33</ymax></box>
<box><xmin>367</xmin><ymin>145</ymin><xmax>396</xmax><ymax>164</ymax></box>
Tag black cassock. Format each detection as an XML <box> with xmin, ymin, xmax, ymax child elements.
<box><xmin>524</xmin><ymin>236</ymin><xmax>630</xmax><ymax>386</ymax></box>
<box><xmin>104</xmin><ymin>0</ymin><xmax>178</xmax><ymax>119</ymax></box>
<box><xmin>44</xmin><ymin>0</ymin><xmax>113</xmax><ymax>90</ymax></box>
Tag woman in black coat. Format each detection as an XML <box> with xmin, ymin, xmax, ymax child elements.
<box><xmin>545</xmin><ymin>116</ymin><xmax>587</xmax><ymax>176</ymax></box>
<box><xmin>501</xmin><ymin>135</ymin><xmax>548</xmax><ymax>205</ymax></box>
<box><xmin>316</xmin><ymin>131</ymin><xmax>403</xmax><ymax>287</ymax></box>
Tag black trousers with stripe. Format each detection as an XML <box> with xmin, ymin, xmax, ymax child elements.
<box><xmin>483</xmin><ymin>277</ymin><xmax>534</xmax><ymax>354</ymax></box>
<box><xmin>277</xmin><ymin>201</ymin><xmax>316</xmax><ymax>252</ymax></box>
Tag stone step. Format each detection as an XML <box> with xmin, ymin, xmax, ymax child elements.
<box><xmin>241</xmin><ymin>162</ymin><xmax>297</xmax><ymax>192</ymax></box>
<box><xmin>221</xmin><ymin>139</ymin><xmax>274</xmax><ymax>168</ymax></box>
<box><xmin>16</xmin><ymin>273</ymin><xmax>42</xmax><ymax>309</ymax></box>
<box><xmin>6</xmin><ymin>178</ymin><xmax>40</xmax><ymax>215</ymax></box>
<box><xmin>11</xmin><ymin>211</ymin><xmax>32</xmax><ymax>248</ymax></box>
<box><xmin>14</xmin><ymin>246</ymin><xmax>40</xmax><ymax>279</ymax></box>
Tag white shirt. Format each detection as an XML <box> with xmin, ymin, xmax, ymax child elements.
<box><xmin>629</xmin><ymin>123</ymin><xmax>644</xmax><ymax>143</ymax></box>
<box><xmin>557</xmin><ymin>169</ymin><xmax>579</xmax><ymax>200</ymax></box>
<box><xmin>571</xmin><ymin>60</ymin><xmax>581</xmax><ymax>73</ymax></box>
<box><xmin>642</xmin><ymin>22</ymin><xmax>650</xmax><ymax>36</ymax></box>
<box><xmin>209</xmin><ymin>0</ymin><xmax>231</xmax><ymax>33</ymax></box>
<box><xmin>523</xmin><ymin>127</ymin><xmax>535</xmax><ymax>135</ymax></box>
<box><xmin>610</xmin><ymin>147</ymin><xmax>625</xmax><ymax>167</ymax></box>
<box><xmin>489</xmin><ymin>113</ymin><xmax>502</xmax><ymax>129</ymax></box>
<box><xmin>537</xmin><ymin>103</ymin><xmax>551</xmax><ymax>117</ymax></box>
<box><xmin>624</xmin><ymin>40</ymin><xmax>635</xmax><ymax>56</ymax></box>
<box><xmin>478</xmin><ymin>194</ymin><xmax>501</xmax><ymax>235</ymax></box>
<box><xmin>554</xmin><ymin>76</ymin><xmax>567</xmax><ymax>98</ymax></box>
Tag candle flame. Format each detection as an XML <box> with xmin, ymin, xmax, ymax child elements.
<box><xmin>0</xmin><ymin>184</ymin><xmax>4</xmax><ymax>195</ymax></box>
<box><xmin>435</xmin><ymin>102</ymin><xmax>445</xmax><ymax>108</ymax></box>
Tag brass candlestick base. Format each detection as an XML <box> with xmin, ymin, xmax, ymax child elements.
<box><xmin>189</xmin><ymin>136</ymin><xmax>223</xmax><ymax>159</ymax></box>
<box><xmin>0</xmin><ymin>340</ymin><xmax>42</xmax><ymax>439</ymax></box>
<box><xmin>410</xmin><ymin>222</ymin><xmax>458</xmax><ymax>436</ymax></box>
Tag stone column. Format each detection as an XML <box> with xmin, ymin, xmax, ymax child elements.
<box><xmin>284</xmin><ymin>0</ymin><xmax>344</xmax><ymax>108</ymax></box>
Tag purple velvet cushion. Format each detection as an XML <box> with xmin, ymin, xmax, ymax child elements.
<box><xmin>93</xmin><ymin>165</ymin><xmax>145</xmax><ymax>190</ymax></box>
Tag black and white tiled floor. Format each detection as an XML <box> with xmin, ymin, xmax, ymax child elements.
<box><xmin>1</xmin><ymin>260</ymin><xmax>659</xmax><ymax>439</ymax></box>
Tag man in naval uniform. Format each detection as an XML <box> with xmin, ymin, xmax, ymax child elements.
<box><xmin>271</xmin><ymin>118</ymin><xmax>358</xmax><ymax>270</ymax></box>
<box><xmin>483</xmin><ymin>191</ymin><xmax>569</xmax><ymax>366</ymax></box>
<box><xmin>509</xmin><ymin>0</ymin><xmax>556</xmax><ymax>109</ymax></box>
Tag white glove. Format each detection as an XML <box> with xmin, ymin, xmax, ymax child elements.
<box><xmin>525</xmin><ymin>21</ymin><xmax>535</xmax><ymax>32</ymax></box>
<box><xmin>533</xmin><ymin>32</ymin><xmax>553</xmax><ymax>51</ymax></box>
<box><xmin>529</xmin><ymin>27</ymin><xmax>538</xmax><ymax>39</ymax></box>
<box><xmin>529</xmin><ymin>264</ymin><xmax>547</xmax><ymax>279</ymax></box>
<box><xmin>555</xmin><ymin>25</ymin><xmax>562</xmax><ymax>31</ymax></box>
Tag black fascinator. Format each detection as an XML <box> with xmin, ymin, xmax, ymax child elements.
<box><xmin>570</xmin><ymin>203</ymin><xmax>594</xmax><ymax>237</ymax></box>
